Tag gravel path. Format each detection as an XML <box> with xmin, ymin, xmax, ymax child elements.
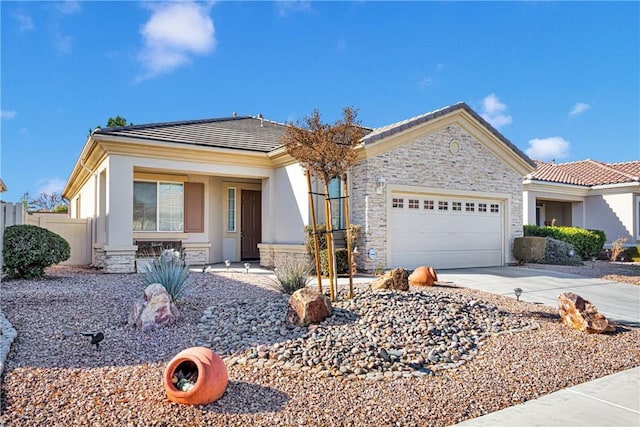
<box><xmin>1</xmin><ymin>266</ymin><xmax>638</xmax><ymax>426</ymax></box>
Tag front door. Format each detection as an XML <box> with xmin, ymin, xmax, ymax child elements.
<box><xmin>241</xmin><ymin>190</ymin><xmax>261</xmax><ymax>259</ymax></box>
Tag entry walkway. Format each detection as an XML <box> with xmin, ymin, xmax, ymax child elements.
<box><xmin>440</xmin><ymin>266</ymin><xmax>640</xmax><ymax>427</ymax></box>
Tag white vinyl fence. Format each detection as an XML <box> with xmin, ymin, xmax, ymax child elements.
<box><xmin>26</xmin><ymin>214</ymin><xmax>92</xmax><ymax>266</ymax></box>
<box><xmin>1</xmin><ymin>202</ymin><xmax>25</xmax><ymax>274</ymax></box>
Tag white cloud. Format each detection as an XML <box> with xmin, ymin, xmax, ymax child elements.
<box><xmin>276</xmin><ymin>1</ymin><xmax>311</xmax><ymax>16</ymax></box>
<box><xmin>1</xmin><ymin>110</ymin><xmax>17</xmax><ymax>120</ymax></box>
<box><xmin>569</xmin><ymin>102</ymin><xmax>590</xmax><ymax>117</ymax></box>
<box><xmin>12</xmin><ymin>11</ymin><xmax>34</xmax><ymax>32</ymax></box>
<box><xmin>525</xmin><ymin>137</ymin><xmax>571</xmax><ymax>161</ymax></box>
<box><xmin>55</xmin><ymin>1</ymin><xmax>82</xmax><ymax>15</ymax></box>
<box><xmin>418</xmin><ymin>76</ymin><xmax>433</xmax><ymax>90</ymax></box>
<box><xmin>35</xmin><ymin>178</ymin><xmax>66</xmax><ymax>195</ymax></box>
<box><xmin>480</xmin><ymin>93</ymin><xmax>512</xmax><ymax>129</ymax></box>
<box><xmin>137</xmin><ymin>2</ymin><xmax>216</xmax><ymax>81</ymax></box>
<box><xmin>54</xmin><ymin>32</ymin><xmax>73</xmax><ymax>54</ymax></box>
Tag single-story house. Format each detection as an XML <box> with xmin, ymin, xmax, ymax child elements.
<box><xmin>62</xmin><ymin>102</ymin><xmax>535</xmax><ymax>273</ymax></box>
<box><xmin>523</xmin><ymin>159</ymin><xmax>640</xmax><ymax>246</ymax></box>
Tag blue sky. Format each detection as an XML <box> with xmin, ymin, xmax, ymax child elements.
<box><xmin>1</xmin><ymin>1</ymin><xmax>639</xmax><ymax>203</ymax></box>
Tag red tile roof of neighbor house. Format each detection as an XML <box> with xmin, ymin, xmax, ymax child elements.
<box><xmin>530</xmin><ymin>159</ymin><xmax>640</xmax><ymax>186</ymax></box>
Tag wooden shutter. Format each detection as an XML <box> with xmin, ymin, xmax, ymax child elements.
<box><xmin>184</xmin><ymin>182</ymin><xmax>204</xmax><ymax>233</ymax></box>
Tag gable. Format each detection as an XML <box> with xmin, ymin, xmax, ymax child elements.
<box><xmin>358</xmin><ymin>103</ymin><xmax>535</xmax><ymax>177</ymax></box>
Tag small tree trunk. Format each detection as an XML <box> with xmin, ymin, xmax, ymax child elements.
<box><xmin>323</xmin><ymin>178</ymin><xmax>336</xmax><ymax>301</ymax></box>
<box><xmin>306</xmin><ymin>171</ymin><xmax>323</xmax><ymax>292</ymax></box>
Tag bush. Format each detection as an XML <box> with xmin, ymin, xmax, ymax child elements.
<box><xmin>141</xmin><ymin>250</ymin><xmax>190</xmax><ymax>302</ymax></box>
<box><xmin>270</xmin><ymin>256</ymin><xmax>311</xmax><ymax>294</ymax></box>
<box><xmin>3</xmin><ymin>224</ymin><xmax>70</xmax><ymax>279</ymax></box>
<box><xmin>319</xmin><ymin>248</ymin><xmax>349</xmax><ymax>276</ymax></box>
<box><xmin>305</xmin><ymin>223</ymin><xmax>360</xmax><ymax>275</ymax></box>
<box><xmin>523</xmin><ymin>225</ymin><xmax>606</xmax><ymax>259</ymax></box>
<box><xmin>623</xmin><ymin>246</ymin><xmax>640</xmax><ymax>262</ymax></box>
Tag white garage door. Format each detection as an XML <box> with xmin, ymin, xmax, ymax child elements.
<box><xmin>389</xmin><ymin>194</ymin><xmax>503</xmax><ymax>269</ymax></box>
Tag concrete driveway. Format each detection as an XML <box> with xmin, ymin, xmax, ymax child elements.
<box><xmin>438</xmin><ymin>266</ymin><xmax>640</xmax><ymax>327</ymax></box>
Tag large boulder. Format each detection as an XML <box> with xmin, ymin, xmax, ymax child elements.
<box><xmin>128</xmin><ymin>283</ymin><xmax>180</xmax><ymax>332</ymax></box>
<box><xmin>557</xmin><ymin>292</ymin><xmax>615</xmax><ymax>334</ymax></box>
<box><xmin>371</xmin><ymin>267</ymin><xmax>409</xmax><ymax>291</ymax></box>
<box><xmin>286</xmin><ymin>288</ymin><xmax>332</xmax><ymax>326</ymax></box>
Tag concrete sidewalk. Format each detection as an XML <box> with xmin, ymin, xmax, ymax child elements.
<box><xmin>454</xmin><ymin>366</ymin><xmax>640</xmax><ymax>427</ymax></box>
<box><xmin>440</xmin><ymin>266</ymin><xmax>640</xmax><ymax>427</ymax></box>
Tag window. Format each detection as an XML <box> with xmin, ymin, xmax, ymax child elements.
<box><xmin>424</xmin><ymin>200</ymin><xmax>434</xmax><ymax>210</ymax></box>
<box><xmin>328</xmin><ymin>178</ymin><xmax>344</xmax><ymax>230</ymax></box>
<box><xmin>491</xmin><ymin>203</ymin><xmax>499</xmax><ymax>213</ymax></box>
<box><xmin>409</xmin><ymin>199</ymin><xmax>419</xmax><ymax>209</ymax></box>
<box><xmin>636</xmin><ymin>196</ymin><xmax>640</xmax><ymax>240</ymax></box>
<box><xmin>393</xmin><ymin>198</ymin><xmax>404</xmax><ymax>208</ymax></box>
<box><xmin>227</xmin><ymin>187</ymin><xmax>236</xmax><ymax>232</ymax></box>
<box><xmin>134</xmin><ymin>181</ymin><xmax>184</xmax><ymax>231</ymax></box>
<box><xmin>452</xmin><ymin>202</ymin><xmax>462</xmax><ymax>211</ymax></box>
<box><xmin>478</xmin><ymin>203</ymin><xmax>487</xmax><ymax>212</ymax></box>
<box><xmin>466</xmin><ymin>202</ymin><xmax>475</xmax><ymax>212</ymax></box>
<box><xmin>438</xmin><ymin>201</ymin><xmax>448</xmax><ymax>211</ymax></box>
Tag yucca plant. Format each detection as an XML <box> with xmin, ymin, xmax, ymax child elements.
<box><xmin>142</xmin><ymin>250</ymin><xmax>190</xmax><ymax>302</ymax></box>
<box><xmin>270</xmin><ymin>256</ymin><xmax>312</xmax><ymax>294</ymax></box>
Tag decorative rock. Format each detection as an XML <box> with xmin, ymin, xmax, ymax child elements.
<box><xmin>371</xmin><ymin>268</ymin><xmax>409</xmax><ymax>291</ymax></box>
<box><xmin>557</xmin><ymin>292</ymin><xmax>615</xmax><ymax>334</ymax></box>
<box><xmin>409</xmin><ymin>266</ymin><xmax>434</xmax><ymax>287</ymax></box>
<box><xmin>286</xmin><ymin>288</ymin><xmax>332</xmax><ymax>326</ymax></box>
<box><xmin>128</xmin><ymin>283</ymin><xmax>179</xmax><ymax>332</ymax></box>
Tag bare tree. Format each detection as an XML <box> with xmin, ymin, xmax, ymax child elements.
<box><xmin>29</xmin><ymin>192</ymin><xmax>67</xmax><ymax>212</ymax></box>
<box><xmin>281</xmin><ymin>107</ymin><xmax>364</xmax><ymax>300</ymax></box>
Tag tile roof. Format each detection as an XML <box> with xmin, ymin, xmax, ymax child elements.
<box><xmin>361</xmin><ymin>102</ymin><xmax>535</xmax><ymax>168</ymax></box>
<box><xmin>529</xmin><ymin>159</ymin><xmax>640</xmax><ymax>186</ymax></box>
<box><xmin>93</xmin><ymin>116</ymin><xmax>288</xmax><ymax>153</ymax></box>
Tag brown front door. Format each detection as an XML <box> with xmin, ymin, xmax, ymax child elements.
<box><xmin>241</xmin><ymin>190</ymin><xmax>261</xmax><ymax>259</ymax></box>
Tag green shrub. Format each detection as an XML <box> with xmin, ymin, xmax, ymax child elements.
<box><xmin>305</xmin><ymin>223</ymin><xmax>360</xmax><ymax>275</ymax></box>
<box><xmin>141</xmin><ymin>250</ymin><xmax>190</xmax><ymax>302</ymax></box>
<box><xmin>622</xmin><ymin>246</ymin><xmax>640</xmax><ymax>262</ymax></box>
<box><xmin>319</xmin><ymin>248</ymin><xmax>349</xmax><ymax>275</ymax></box>
<box><xmin>2</xmin><ymin>224</ymin><xmax>70</xmax><ymax>279</ymax></box>
<box><xmin>523</xmin><ymin>225</ymin><xmax>605</xmax><ymax>259</ymax></box>
<box><xmin>270</xmin><ymin>256</ymin><xmax>311</xmax><ymax>294</ymax></box>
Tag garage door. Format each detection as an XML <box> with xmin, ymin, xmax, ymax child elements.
<box><xmin>389</xmin><ymin>194</ymin><xmax>503</xmax><ymax>269</ymax></box>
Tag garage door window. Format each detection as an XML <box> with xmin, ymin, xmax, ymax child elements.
<box><xmin>478</xmin><ymin>203</ymin><xmax>487</xmax><ymax>212</ymax></box>
<box><xmin>491</xmin><ymin>204</ymin><xmax>499</xmax><ymax>213</ymax></box>
<box><xmin>409</xmin><ymin>199</ymin><xmax>419</xmax><ymax>209</ymax></box>
<box><xmin>424</xmin><ymin>200</ymin><xmax>434</xmax><ymax>210</ymax></box>
<box><xmin>438</xmin><ymin>201</ymin><xmax>448</xmax><ymax>211</ymax></box>
<box><xmin>452</xmin><ymin>202</ymin><xmax>462</xmax><ymax>211</ymax></box>
<box><xmin>466</xmin><ymin>202</ymin><xmax>475</xmax><ymax>212</ymax></box>
<box><xmin>393</xmin><ymin>198</ymin><xmax>404</xmax><ymax>208</ymax></box>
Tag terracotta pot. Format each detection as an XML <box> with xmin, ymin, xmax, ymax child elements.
<box><xmin>409</xmin><ymin>266</ymin><xmax>434</xmax><ymax>286</ymax></box>
<box><xmin>428</xmin><ymin>267</ymin><xmax>438</xmax><ymax>283</ymax></box>
<box><xmin>164</xmin><ymin>346</ymin><xmax>228</xmax><ymax>405</ymax></box>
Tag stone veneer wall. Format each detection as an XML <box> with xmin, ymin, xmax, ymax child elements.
<box><xmin>258</xmin><ymin>244</ymin><xmax>310</xmax><ymax>268</ymax></box>
<box><xmin>103</xmin><ymin>251</ymin><xmax>136</xmax><ymax>273</ymax></box>
<box><xmin>350</xmin><ymin>125</ymin><xmax>524</xmax><ymax>273</ymax></box>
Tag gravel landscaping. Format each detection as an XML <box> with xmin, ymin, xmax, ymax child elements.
<box><xmin>523</xmin><ymin>260</ymin><xmax>640</xmax><ymax>286</ymax></box>
<box><xmin>1</xmin><ymin>266</ymin><xmax>639</xmax><ymax>426</ymax></box>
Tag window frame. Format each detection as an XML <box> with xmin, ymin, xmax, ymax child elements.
<box><xmin>227</xmin><ymin>187</ymin><xmax>236</xmax><ymax>232</ymax></box>
<box><xmin>133</xmin><ymin>180</ymin><xmax>184</xmax><ymax>232</ymax></box>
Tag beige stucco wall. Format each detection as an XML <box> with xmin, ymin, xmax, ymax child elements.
<box><xmin>585</xmin><ymin>192</ymin><xmax>635</xmax><ymax>243</ymax></box>
<box><xmin>350</xmin><ymin>124</ymin><xmax>525</xmax><ymax>272</ymax></box>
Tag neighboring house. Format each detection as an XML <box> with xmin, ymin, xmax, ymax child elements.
<box><xmin>523</xmin><ymin>159</ymin><xmax>640</xmax><ymax>245</ymax></box>
<box><xmin>62</xmin><ymin>102</ymin><xmax>535</xmax><ymax>273</ymax></box>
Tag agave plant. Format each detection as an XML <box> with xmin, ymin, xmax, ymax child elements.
<box><xmin>142</xmin><ymin>249</ymin><xmax>190</xmax><ymax>302</ymax></box>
